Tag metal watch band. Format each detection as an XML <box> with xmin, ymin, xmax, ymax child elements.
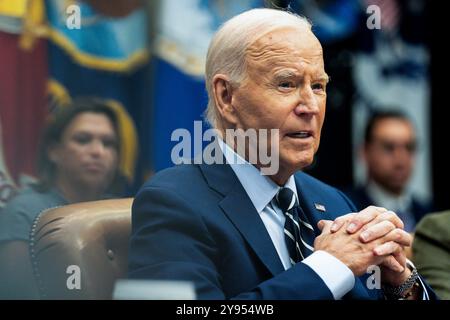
<box><xmin>382</xmin><ymin>267</ymin><xmax>420</xmax><ymax>299</ymax></box>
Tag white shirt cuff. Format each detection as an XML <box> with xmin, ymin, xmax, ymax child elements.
<box><xmin>302</xmin><ymin>250</ymin><xmax>355</xmax><ymax>300</ymax></box>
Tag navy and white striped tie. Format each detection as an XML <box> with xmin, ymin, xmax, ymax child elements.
<box><xmin>276</xmin><ymin>187</ymin><xmax>315</xmax><ymax>265</ymax></box>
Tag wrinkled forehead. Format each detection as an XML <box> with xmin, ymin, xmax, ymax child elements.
<box><xmin>245</xmin><ymin>26</ymin><xmax>324</xmax><ymax>69</ymax></box>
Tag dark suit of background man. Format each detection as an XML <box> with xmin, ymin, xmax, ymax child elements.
<box><xmin>345</xmin><ymin>111</ymin><xmax>433</xmax><ymax>232</ymax></box>
<box><xmin>128</xmin><ymin>9</ymin><xmax>436</xmax><ymax>300</ymax></box>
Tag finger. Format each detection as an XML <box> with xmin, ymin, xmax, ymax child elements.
<box><xmin>373</xmin><ymin>241</ymin><xmax>401</xmax><ymax>256</ymax></box>
<box><xmin>346</xmin><ymin>206</ymin><xmax>386</xmax><ymax>233</ymax></box>
<box><xmin>319</xmin><ymin>220</ymin><xmax>333</xmax><ymax>234</ymax></box>
<box><xmin>359</xmin><ymin>220</ymin><xmax>396</xmax><ymax>243</ymax></box>
<box><xmin>381</xmin><ymin>255</ymin><xmax>405</xmax><ymax>273</ymax></box>
<box><xmin>369</xmin><ymin>210</ymin><xmax>405</xmax><ymax>230</ymax></box>
<box><xmin>385</xmin><ymin>229</ymin><xmax>412</xmax><ymax>247</ymax></box>
<box><xmin>317</xmin><ymin>220</ymin><xmax>328</xmax><ymax>231</ymax></box>
<box><xmin>366</xmin><ymin>227</ymin><xmax>411</xmax><ymax>247</ymax></box>
<box><xmin>391</xmin><ymin>245</ymin><xmax>407</xmax><ymax>267</ymax></box>
<box><xmin>330</xmin><ymin>213</ymin><xmax>354</xmax><ymax>232</ymax></box>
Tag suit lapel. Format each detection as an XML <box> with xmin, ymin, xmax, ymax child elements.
<box><xmin>200</xmin><ymin>159</ymin><xmax>285</xmax><ymax>276</ymax></box>
<box><xmin>294</xmin><ymin>174</ymin><xmax>333</xmax><ymax>235</ymax></box>
<box><xmin>219</xmin><ymin>183</ymin><xmax>285</xmax><ymax>276</ymax></box>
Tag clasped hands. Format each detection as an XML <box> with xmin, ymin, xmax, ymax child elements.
<box><xmin>315</xmin><ymin>206</ymin><xmax>412</xmax><ymax>287</ymax></box>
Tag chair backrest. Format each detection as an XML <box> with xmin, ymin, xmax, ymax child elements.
<box><xmin>29</xmin><ymin>198</ymin><xmax>132</xmax><ymax>299</ymax></box>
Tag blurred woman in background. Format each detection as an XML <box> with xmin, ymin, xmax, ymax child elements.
<box><xmin>0</xmin><ymin>98</ymin><xmax>125</xmax><ymax>298</ymax></box>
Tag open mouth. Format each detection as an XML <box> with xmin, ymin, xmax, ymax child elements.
<box><xmin>286</xmin><ymin>131</ymin><xmax>313</xmax><ymax>139</ymax></box>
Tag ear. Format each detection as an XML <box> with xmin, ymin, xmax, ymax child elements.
<box><xmin>212</xmin><ymin>74</ymin><xmax>239</xmax><ymax>126</ymax></box>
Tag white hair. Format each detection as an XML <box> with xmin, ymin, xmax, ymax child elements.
<box><xmin>204</xmin><ymin>8</ymin><xmax>312</xmax><ymax>129</ymax></box>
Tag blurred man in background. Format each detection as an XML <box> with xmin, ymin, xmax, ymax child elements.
<box><xmin>346</xmin><ymin>111</ymin><xmax>432</xmax><ymax>232</ymax></box>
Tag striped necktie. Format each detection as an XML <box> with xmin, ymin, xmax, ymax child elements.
<box><xmin>276</xmin><ymin>187</ymin><xmax>315</xmax><ymax>265</ymax></box>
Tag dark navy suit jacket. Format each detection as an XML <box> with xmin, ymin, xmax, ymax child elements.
<box><xmin>128</xmin><ymin>162</ymin><xmax>436</xmax><ymax>299</ymax></box>
<box><xmin>345</xmin><ymin>186</ymin><xmax>433</xmax><ymax>227</ymax></box>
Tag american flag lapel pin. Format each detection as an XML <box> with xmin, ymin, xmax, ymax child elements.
<box><xmin>314</xmin><ymin>203</ymin><xmax>326</xmax><ymax>212</ymax></box>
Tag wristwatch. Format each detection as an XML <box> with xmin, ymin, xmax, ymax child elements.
<box><xmin>382</xmin><ymin>261</ymin><xmax>421</xmax><ymax>300</ymax></box>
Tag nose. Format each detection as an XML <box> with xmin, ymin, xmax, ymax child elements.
<box><xmin>293</xmin><ymin>86</ymin><xmax>320</xmax><ymax>117</ymax></box>
<box><xmin>89</xmin><ymin>139</ymin><xmax>106</xmax><ymax>157</ymax></box>
<box><xmin>394</xmin><ymin>146</ymin><xmax>413</xmax><ymax>163</ymax></box>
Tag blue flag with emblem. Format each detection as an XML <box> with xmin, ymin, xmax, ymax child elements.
<box><xmin>151</xmin><ymin>0</ymin><xmax>266</xmax><ymax>171</ymax></box>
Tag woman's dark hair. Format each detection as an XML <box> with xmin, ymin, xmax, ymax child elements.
<box><xmin>35</xmin><ymin>98</ymin><xmax>125</xmax><ymax>195</ymax></box>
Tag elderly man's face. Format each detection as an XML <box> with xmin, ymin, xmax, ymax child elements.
<box><xmin>231</xmin><ymin>27</ymin><xmax>327</xmax><ymax>180</ymax></box>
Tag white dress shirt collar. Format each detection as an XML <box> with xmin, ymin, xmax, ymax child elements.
<box><xmin>367</xmin><ymin>180</ymin><xmax>412</xmax><ymax>212</ymax></box>
<box><xmin>218</xmin><ymin>138</ymin><xmax>298</xmax><ymax>213</ymax></box>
